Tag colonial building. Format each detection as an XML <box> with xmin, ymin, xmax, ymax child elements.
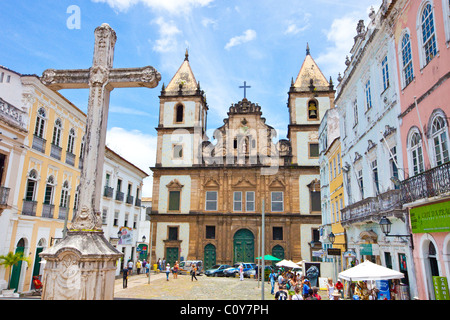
<box><xmin>392</xmin><ymin>0</ymin><xmax>450</xmax><ymax>300</ymax></box>
<box><xmin>335</xmin><ymin>1</ymin><xmax>417</xmax><ymax>298</ymax></box>
<box><xmin>149</xmin><ymin>48</ymin><xmax>334</xmax><ymax>269</ymax></box>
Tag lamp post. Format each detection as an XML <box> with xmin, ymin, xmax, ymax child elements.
<box><xmin>379</xmin><ymin>216</ymin><xmax>414</xmax><ymax>249</ymax></box>
<box><xmin>328</xmin><ymin>232</ymin><xmax>337</xmax><ymax>282</ymax></box>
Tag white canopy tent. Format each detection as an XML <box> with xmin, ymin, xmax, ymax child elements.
<box><xmin>276</xmin><ymin>259</ymin><xmax>300</xmax><ymax>269</ymax></box>
<box><xmin>338</xmin><ymin>260</ymin><xmax>405</xmax><ymax>281</ymax></box>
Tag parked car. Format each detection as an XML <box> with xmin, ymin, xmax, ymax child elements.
<box><xmin>205</xmin><ymin>264</ymin><xmax>232</xmax><ymax>277</ymax></box>
<box><xmin>244</xmin><ymin>265</ymin><xmax>274</xmax><ymax>279</ymax></box>
<box><xmin>223</xmin><ymin>263</ymin><xmax>256</xmax><ymax>277</ymax></box>
<box><xmin>178</xmin><ymin>260</ymin><xmax>203</xmax><ymax>275</ymax></box>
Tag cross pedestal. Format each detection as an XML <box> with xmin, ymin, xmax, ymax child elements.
<box><xmin>39</xmin><ymin>23</ymin><xmax>161</xmax><ymax>300</ymax></box>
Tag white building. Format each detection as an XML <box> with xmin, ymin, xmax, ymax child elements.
<box><xmin>100</xmin><ymin>147</ymin><xmax>148</xmax><ymax>275</ymax></box>
<box><xmin>335</xmin><ymin>5</ymin><xmax>417</xmax><ymax>297</ymax></box>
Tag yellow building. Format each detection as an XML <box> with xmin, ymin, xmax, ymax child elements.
<box><xmin>7</xmin><ymin>74</ymin><xmax>85</xmax><ymax>293</ymax></box>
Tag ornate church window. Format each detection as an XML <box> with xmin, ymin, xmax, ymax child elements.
<box><xmin>175</xmin><ymin>104</ymin><xmax>184</xmax><ymax>123</ymax></box>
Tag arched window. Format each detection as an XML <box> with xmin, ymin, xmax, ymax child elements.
<box><xmin>175</xmin><ymin>104</ymin><xmax>184</xmax><ymax>123</ymax></box>
<box><xmin>34</xmin><ymin>107</ymin><xmax>46</xmax><ymax>138</ymax></box>
<box><xmin>431</xmin><ymin>115</ymin><xmax>449</xmax><ymax>166</ymax></box>
<box><xmin>67</xmin><ymin>128</ymin><xmax>76</xmax><ymax>154</ymax></box>
<box><xmin>307</xmin><ymin>99</ymin><xmax>318</xmax><ymax>120</ymax></box>
<box><xmin>25</xmin><ymin>170</ymin><xmax>38</xmax><ymax>201</ymax></box>
<box><xmin>421</xmin><ymin>3</ymin><xmax>438</xmax><ymax>65</ymax></box>
<box><xmin>52</xmin><ymin>118</ymin><xmax>62</xmax><ymax>146</ymax></box>
<box><xmin>401</xmin><ymin>32</ymin><xmax>414</xmax><ymax>87</ymax></box>
<box><xmin>408</xmin><ymin>130</ymin><xmax>425</xmax><ymax>176</ymax></box>
<box><xmin>44</xmin><ymin>176</ymin><xmax>55</xmax><ymax>205</ymax></box>
<box><xmin>60</xmin><ymin>180</ymin><xmax>70</xmax><ymax>208</ymax></box>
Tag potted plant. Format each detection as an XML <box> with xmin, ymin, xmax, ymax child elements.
<box><xmin>0</xmin><ymin>251</ymin><xmax>31</xmax><ymax>296</ymax></box>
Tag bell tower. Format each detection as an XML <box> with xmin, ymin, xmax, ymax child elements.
<box><xmin>287</xmin><ymin>44</ymin><xmax>335</xmax><ymax>165</ymax></box>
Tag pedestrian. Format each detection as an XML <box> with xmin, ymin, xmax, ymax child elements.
<box><xmin>269</xmin><ymin>270</ymin><xmax>276</xmax><ymax>295</ymax></box>
<box><xmin>146</xmin><ymin>260</ymin><xmax>150</xmax><ymax>274</ymax></box>
<box><xmin>173</xmin><ymin>261</ymin><xmax>179</xmax><ymax>279</ymax></box>
<box><xmin>286</xmin><ymin>274</ymin><xmax>297</xmax><ymax>300</ymax></box>
<box><xmin>162</xmin><ymin>257</ymin><xmax>166</xmax><ymax>269</ymax></box>
<box><xmin>122</xmin><ymin>266</ymin><xmax>128</xmax><ymax>288</ymax></box>
<box><xmin>157</xmin><ymin>258</ymin><xmax>161</xmax><ymax>271</ymax></box>
<box><xmin>239</xmin><ymin>264</ymin><xmax>244</xmax><ymax>281</ymax></box>
<box><xmin>142</xmin><ymin>259</ymin><xmax>147</xmax><ymax>272</ymax></box>
<box><xmin>127</xmin><ymin>259</ymin><xmax>133</xmax><ymax>275</ymax></box>
<box><xmin>165</xmin><ymin>263</ymin><xmax>171</xmax><ymax>281</ymax></box>
<box><xmin>277</xmin><ymin>272</ymin><xmax>284</xmax><ymax>289</ymax></box>
<box><xmin>335</xmin><ymin>279</ymin><xmax>344</xmax><ymax>298</ymax></box>
<box><xmin>274</xmin><ymin>286</ymin><xmax>288</xmax><ymax>300</ymax></box>
<box><xmin>136</xmin><ymin>259</ymin><xmax>142</xmax><ymax>275</ymax></box>
<box><xmin>292</xmin><ymin>286</ymin><xmax>303</xmax><ymax>300</ymax></box>
<box><xmin>191</xmin><ymin>263</ymin><xmax>198</xmax><ymax>281</ymax></box>
<box><xmin>326</xmin><ymin>277</ymin><xmax>335</xmax><ymax>300</ymax></box>
<box><xmin>302</xmin><ymin>278</ymin><xmax>311</xmax><ymax>298</ymax></box>
<box><xmin>332</xmin><ymin>291</ymin><xmax>343</xmax><ymax>300</ymax></box>
<box><xmin>312</xmin><ymin>287</ymin><xmax>322</xmax><ymax>300</ymax></box>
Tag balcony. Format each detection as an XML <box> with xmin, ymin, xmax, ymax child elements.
<box><xmin>341</xmin><ymin>189</ymin><xmax>404</xmax><ymax>227</ymax></box>
<box><xmin>66</xmin><ymin>151</ymin><xmax>76</xmax><ymax>166</ymax></box>
<box><xmin>50</xmin><ymin>144</ymin><xmax>62</xmax><ymax>160</ymax></box>
<box><xmin>400</xmin><ymin>161</ymin><xmax>450</xmax><ymax>204</ymax></box>
<box><xmin>58</xmin><ymin>206</ymin><xmax>68</xmax><ymax>220</ymax></box>
<box><xmin>22</xmin><ymin>200</ymin><xmax>37</xmax><ymax>216</ymax></box>
<box><xmin>135</xmin><ymin>198</ymin><xmax>141</xmax><ymax>207</ymax></box>
<box><xmin>126</xmin><ymin>195</ymin><xmax>134</xmax><ymax>205</ymax></box>
<box><xmin>32</xmin><ymin>135</ymin><xmax>46</xmax><ymax>153</ymax></box>
<box><xmin>0</xmin><ymin>97</ymin><xmax>27</xmax><ymax>131</ymax></box>
<box><xmin>0</xmin><ymin>186</ymin><xmax>10</xmax><ymax>207</ymax></box>
<box><xmin>115</xmin><ymin>191</ymin><xmax>124</xmax><ymax>202</ymax></box>
<box><xmin>42</xmin><ymin>203</ymin><xmax>55</xmax><ymax>218</ymax></box>
<box><xmin>104</xmin><ymin>186</ymin><xmax>114</xmax><ymax>198</ymax></box>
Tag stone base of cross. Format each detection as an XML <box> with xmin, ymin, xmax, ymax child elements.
<box><xmin>39</xmin><ymin>23</ymin><xmax>160</xmax><ymax>300</ymax></box>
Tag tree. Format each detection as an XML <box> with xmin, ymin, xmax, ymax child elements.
<box><xmin>0</xmin><ymin>252</ymin><xmax>31</xmax><ymax>290</ymax></box>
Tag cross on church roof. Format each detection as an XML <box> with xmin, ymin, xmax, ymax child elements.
<box><xmin>239</xmin><ymin>81</ymin><xmax>251</xmax><ymax>99</ymax></box>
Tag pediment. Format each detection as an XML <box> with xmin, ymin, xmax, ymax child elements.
<box><xmin>166</xmin><ymin>179</ymin><xmax>184</xmax><ymax>190</ymax></box>
<box><xmin>233</xmin><ymin>177</ymin><xmax>256</xmax><ymax>188</ymax></box>
<box><xmin>269</xmin><ymin>176</ymin><xmax>285</xmax><ymax>188</ymax></box>
<box><xmin>204</xmin><ymin>177</ymin><xmax>220</xmax><ymax>188</ymax></box>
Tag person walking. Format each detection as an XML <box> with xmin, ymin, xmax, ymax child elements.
<box><xmin>191</xmin><ymin>263</ymin><xmax>198</xmax><ymax>281</ymax></box>
<box><xmin>286</xmin><ymin>274</ymin><xmax>297</xmax><ymax>300</ymax></box>
<box><xmin>127</xmin><ymin>259</ymin><xmax>134</xmax><ymax>275</ymax></box>
<box><xmin>302</xmin><ymin>278</ymin><xmax>311</xmax><ymax>298</ymax></box>
<box><xmin>157</xmin><ymin>258</ymin><xmax>162</xmax><ymax>271</ymax></box>
<box><xmin>239</xmin><ymin>264</ymin><xmax>244</xmax><ymax>281</ymax></box>
<box><xmin>292</xmin><ymin>286</ymin><xmax>303</xmax><ymax>300</ymax></box>
<box><xmin>173</xmin><ymin>261</ymin><xmax>179</xmax><ymax>279</ymax></box>
<box><xmin>136</xmin><ymin>259</ymin><xmax>142</xmax><ymax>275</ymax></box>
<box><xmin>142</xmin><ymin>259</ymin><xmax>146</xmax><ymax>273</ymax></box>
<box><xmin>274</xmin><ymin>286</ymin><xmax>287</xmax><ymax>300</ymax></box>
<box><xmin>326</xmin><ymin>277</ymin><xmax>335</xmax><ymax>300</ymax></box>
<box><xmin>269</xmin><ymin>270</ymin><xmax>276</xmax><ymax>295</ymax></box>
<box><xmin>146</xmin><ymin>260</ymin><xmax>150</xmax><ymax>274</ymax></box>
<box><xmin>122</xmin><ymin>266</ymin><xmax>129</xmax><ymax>289</ymax></box>
<box><xmin>165</xmin><ymin>263</ymin><xmax>171</xmax><ymax>281</ymax></box>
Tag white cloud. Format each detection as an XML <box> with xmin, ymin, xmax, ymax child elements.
<box><xmin>201</xmin><ymin>17</ymin><xmax>218</xmax><ymax>29</ymax></box>
<box><xmin>109</xmin><ymin>105</ymin><xmax>153</xmax><ymax>117</ymax></box>
<box><xmin>151</xmin><ymin>17</ymin><xmax>182</xmax><ymax>53</ymax></box>
<box><xmin>92</xmin><ymin>0</ymin><xmax>214</xmax><ymax>14</ymax></box>
<box><xmin>106</xmin><ymin>127</ymin><xmax>157</xmax><ymax>197</ymax></box>
<box><xmin>225</xmin><ymin>29</ymin><xmax>257</xmax><ymax>50</ymax></box>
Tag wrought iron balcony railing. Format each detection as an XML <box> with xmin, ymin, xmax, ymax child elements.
<box><xmin>42</xmin><ymin>203</ymin><xmax>55</xmax><ymax>218</ymax></box>
<box><xmin>32</xmin><ymin>135</ymin><xmax>46</xmax><ymax>153</ymax></box>
<box><xmin>22</xmin><ymin>200</ymin><xmax>37</xmax><ymax>216</ymax></box>
<box><xmin>116</xmin><ymin>191</ymin><xmax>124</xmax><ymax>202</ymax></box>
<box><xmin>50</xmin><ymin>144</ymin><xmax>62</xmax><ymax>160</ymax></box>
<box><xmin>400</xmin><ymin>161</ymin><xmax>450</xmax><ymax>204</ymax></box>
<box><xmin>104</xmin><ymin>186</ymin><xmax>114</xmax><ymax>198</ymax></box>
<box><xmin>126</xmin><ymin>195</ymin><xmax>134</xmax><ymax>205</ymax></box>
<box><xmin>66</xmin><ymin>151</ymin><xmax>76</xmax><ymax>166</ymax></box>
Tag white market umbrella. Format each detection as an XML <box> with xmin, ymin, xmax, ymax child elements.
<box><xmin>276</xmin><ymin>259</ymin><xmax>300</xmax><ymax>269</ymax></box>
<box><xmin>338</xmin><ymin>260</ymin><xmax>404</xmax><ymax>281</ymax></box>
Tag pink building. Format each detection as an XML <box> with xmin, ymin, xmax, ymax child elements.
<box><xmin>393</xmin><ymin>0</ymin><xmax>450</xmax><ymax>300</ymax></box>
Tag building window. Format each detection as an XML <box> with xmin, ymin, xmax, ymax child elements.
<box><xmin>102</xmin><ymin>208</ymin><xmax>108</xmax><ymax>225</ymax></box>
<box><xmin>409</xmin><ymin>131</ymin><xmax>425</xmax><ymax>176</ymax></box>
<box><xmin>431</xmin><ymin>115</ymin><xmax>450</xmax><ymax>166</ymax></box>
<box><xmin>168</xmin><ymin>227</ymin><xmax>178</xmax><ymax>240</ymax></box>
<box><xmin>389</xmin><ymin>146</ymin><xmax>399</xmax><ymax>189</ymax></box>
<box><xmin>205</xmin><ymin>191</ymin><xmax>218</xmax><ymax>211</ymax></box>
<box><xmin>308</xmin><ymin>99</ymin><xmax>318</xmax><ymax>120</ymax></box>
<box><xmin>246</xmin><ymin>191</ymin><xmax>255</xmax><ymax>212</ymax></box>
<box><xmin>52</xmin><ymin>118</ymin><xmax>62</xmax><ymax>146</ymax></box>
<box><xmin>168</xmin><ymin>191</ymin><xmax>181</xmax><ymax>211</ymax></box>
<box><xmin>114</xmin><ymin>211</ymin><xmax>119</xmax><ymax>226</ymax></box>
<box><xmin>371</xmin><ymin>160</ymin><xmax>380</xmax><ymax>195</ymax></box>
<box><xmin>401</xmin><ymin>33</ymin><xmax>414</xmax><ymax>87</ymax></box>
<box><xmin>353</xmin><ymin>100</ymin><xmax>358</xmax><ymax>127</ymax></box>
<box><xmin>133</xmin><ymin>214</ymin><xmax>138</xmax><ymax>229</ymax></box>
<box><xmin>175</xmin><ymin>104</ymin><xmax>184</xmax><ymax>123</ymax></box>
<box><xmin>311</xmin><ymin>191</ymin><xmax>321</xmax><ymax>212</ymax></box>
<box><xmin>364</xmin><ymin>79</ymin><xmax>372</xmax><ymax>111</ymax></box>
<box><xmin>173</xmin><ymin>144</ymin><xmax>183</xmax><ymax>159</ymax></box>
<box><xmin>60</xmin><ymin>180</ymin><xmax>70</xmax><ymax>208</ymax></box>
<box><xmin>25</xmin><ymin>170</ymin><xmax>38</xmax><ymax>201</ymax></box>
<box><xmin>357</xmin><ymin>169</ymin><xmax>364</xmax><ymax>198</ymax></box>
<box><xmin>44</xmin><ymin>176</ymin><xmax>55</xmax><ymax>205</ymax></box>
<box><xmin>233</xmin><ymin>191</ymin><xmax>242</xmax><ymax>211</ymax></box>
<box><xmin>309</xmin><ymin>143</ymin><xmax>319</xmax><ymax>158</ymax></box>
<box><xmin>34</xmin><ymin>107</ymin><xmax>46</xmax><ymax>138</ymax></box>
<box><xmin>206</xmin><ymin>226</ymin><xmax>216</xmax><ymax>239</ymax></box>
<box><xmin>381</xmin><ymin>55</ymin><xmax>390</xmax><ymax>90</ymax></box>
<box><xmin>271</xmin><ymin>191</ymin><xmax>283</xmax><ymax>212</ymax></box>
<box><xmin>273</xmin><ymin>227</ymin><xmax>283</xmax><ymax>240</ymax></box>
<box><xmin>67</xmin><ymin>128</ymin><xmax>76</xmax><ymax>154</ymax></box>
<box><xmin>421</xmin><ymin>3</ymin><xmax>438</xmax><ymax>65</ymax></box>
<box><xmin>124</xmin><ymin>213</ymin><xmax>129</xmax><ymax>227</ymax></box>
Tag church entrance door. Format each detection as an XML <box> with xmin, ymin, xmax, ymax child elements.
<box><xmin>166</xmin><ymin>247</ymin><xmax>178</xmax><ymax>266</ymax></box>
<box><xmin>272</xmin><ymin>245</ymin><xmax>285</xmax><ymax>266</ymax></box>
<box><xmin>204</xmin><ymin>244</ymin><xmax>216</xmax><ymax>270</ymax></box>
<box><xmin>233</xmin><ymin>229</ymin><xmax>254</xmax><ymax>263</ymax></box>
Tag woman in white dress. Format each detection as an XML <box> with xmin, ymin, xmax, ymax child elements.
<box><xmin>326</xmin><ymin>277</ymin><xmax>335</xmax><ymax>300</ymax></box>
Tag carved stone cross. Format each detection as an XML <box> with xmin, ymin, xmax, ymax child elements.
<box><xmin>41</xmin><ymin>23</ymin><xmax>161</xmax><ymax>231</ymax></box>
<box><xmin>39</xmin><ymin>24</ymin><xmax>160</xmax><ymax>300</ymax></box>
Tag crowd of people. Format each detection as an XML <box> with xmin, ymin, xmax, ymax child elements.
<box><xmin>270</xmin><ymin>269</ymin><xmax>345</xmax><ymax>300</ymax></box>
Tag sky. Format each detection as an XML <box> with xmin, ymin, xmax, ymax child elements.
<box><xmin>0</xmin><ymin>0</ymin><xmax>381</xmax><ymax>197</ymax></box>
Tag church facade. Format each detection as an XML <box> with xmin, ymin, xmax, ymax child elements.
<box><xmin>149</xmin><ymin>48</ymin><xmax>335</xmax><ymax>269</ymax></box>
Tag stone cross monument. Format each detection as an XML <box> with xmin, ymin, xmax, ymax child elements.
<box><xmin>39</xmin><ymin>23</ymin><xmax>161</xmax><ymax>300</ymax></box>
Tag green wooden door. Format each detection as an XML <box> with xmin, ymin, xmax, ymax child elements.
<box><xmin>204</xmin><ymin>244</ymin><xmax>216</xmax><ymax>270</ymax></box>
<box><xmin>233</xmin><ymin>229</ymin><xmax>254</xmax><ymax>263</ymax></box>
<box><xmin>32</xmin><ymin>247</ymin><xmax>43</xmax><ymax>277</ymax></box>
<box><xmin>166</xmin><ymin>247</ymin><xmax>179</xmax><ymax>266</ymax></box>
<box><xmin>10</xmin><ymin>239</ymin><xmax>25</xmax><ymax>291</ymax></box>
<box><xmin>272</xmin><ymin>245</ymin><xmax>285</xmax><ymax>266</ymax></box>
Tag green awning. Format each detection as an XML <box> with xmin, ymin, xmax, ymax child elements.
<box><xmin>256</xmin><ymin>255</ymin><xmax>281</xmax><ymax>261</ymax></box>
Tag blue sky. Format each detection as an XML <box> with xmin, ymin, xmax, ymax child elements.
<box><xmin>0</xmin><ymin>0</ymin><xmax>381</xmax><ymax>196</ymax></box>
